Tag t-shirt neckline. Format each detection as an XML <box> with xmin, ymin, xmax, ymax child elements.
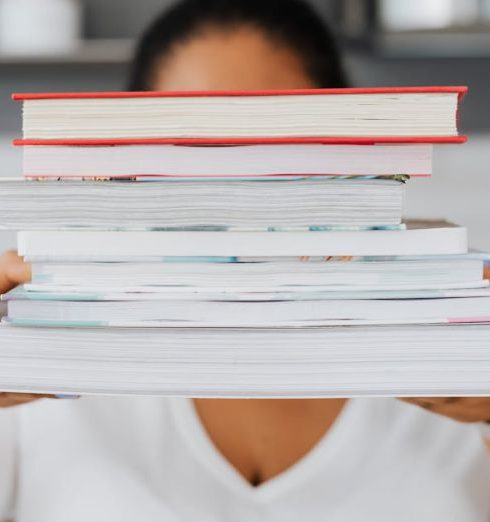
<box><xmin>169</xmin><ymin>397</ymin><xmax>361</xmax><ymax>503</ymax></box>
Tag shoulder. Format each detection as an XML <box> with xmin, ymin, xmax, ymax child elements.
<box><xmin>335</xmin><ymin>399</ymin><xmax>490</xmax><ymax>520</ymax></box>
<box><xmin>361</xmin><ymin>397</ymin><xmax>487</xmax><ymax>453</ymax></box>
<box><xmin>17</xmin><ymin>396</ymin><xmax>179</xmax><ymax>465</ymax></box>
<box><xmin>358</xmin><ymin>398</ymin><xmax>490</xmax><ymax>485</ymax></box>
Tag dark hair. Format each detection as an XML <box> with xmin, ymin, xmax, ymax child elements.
<box><xmin>128</xmin><ymin>0</ymin><xmax>348</xmax><ymax>90</ymax></box>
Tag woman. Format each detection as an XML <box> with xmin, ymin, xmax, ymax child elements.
<box><xmin>1</xmin><ymin>0</ymin><xmax>490</xmax><ymax>520</ymax></box>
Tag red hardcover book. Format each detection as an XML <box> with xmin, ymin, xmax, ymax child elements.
<box><xmin>13</xmin><ymin>86</ymin><xmax>467</xmax><ymax>146</ymax></box>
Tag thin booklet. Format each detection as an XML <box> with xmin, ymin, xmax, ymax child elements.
<box><xmin>16</xmin><ymin>222</ymin><xmax>468</xmax><ymax>258</ymax></box>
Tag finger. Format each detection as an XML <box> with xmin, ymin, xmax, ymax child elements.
<box><xmin>401</xmin><ymin>397</ymin><xmax>462</xmax><ymax>410</ymax></box>
<box><xmin>0</xmin><ymin>396</ymin><xmax>46</xmax><ymax>408</ymax></box>
<box><xmin>0</xmin><ymin>397</ymin><xmax>41</xmax><ymax>407</ymax></box>
<box><xmin>400</xmin><ymin>397</ymin><xmax>465</xmax><ymax>416</ymax></box>
<box><xmin>7</xmin><ymin>259</ymin><xmax>32</xmax><ymax>287</ymax></box>
<box><xmin>484</xmin><ymin>265</ymin><xmax>490</xmax><ymax>280</ymax></box>
<box><xmin>0</xmin><ymin>392</ymin><xmax>54</xmax><ymax>406</ymax></box>
<box><xmin>401</xmin><ymin>397</ymin><xmax>490</xmax><ymax>423</ymax></box>
<box><xmin>4</xmin><ymin>252</ymin><xmax>31</xmax><ymax>285</ymax></box>
<box><xmin>0</xmin><ymin>392</ymin><xmax>55</xmax><ymax>401</ymax></box>
<box><xmin>0</xmin><ymin>251</ymin><xmax>31</xmax><ymax>293</ymax></box>
<box><xmin>0</xmin><ymin>392</ymin><xmax>81</xmax><ymax>408</ymax></box>
<box><xmin>0</xmin><ymin>392</ymin><xmax>80</xmax><ymax>401</ymax></box>
<box><xmin>401</xmin><ymin>397</ymin><xmax>462</xmax><ymax>405</ymax></box>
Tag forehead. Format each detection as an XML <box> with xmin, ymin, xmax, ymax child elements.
<box><xmin>151</xmin><ymin>25</ymin><xmax>316</xmax><ymax>91</ymax></box>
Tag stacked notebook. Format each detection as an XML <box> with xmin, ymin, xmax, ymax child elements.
<box><xmin>1</xmin><ymin>86</ymin><xmax>490</xmax><ymax>397</ymax></box>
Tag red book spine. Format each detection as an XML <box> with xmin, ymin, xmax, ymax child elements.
<box><xmin>12</xmin><ymin>86</ymin><xmax>468</xmax><ymax>101</ymax></box>
<box><xmin>14</xmin><ymin>136</ymin><xmax>467</xmax><ymax>147</ymax></box>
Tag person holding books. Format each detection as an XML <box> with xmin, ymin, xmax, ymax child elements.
<box><xmin>1</xmin><ymin>0</ymin><xmax>490</xmax><ymax>520</ymax></box>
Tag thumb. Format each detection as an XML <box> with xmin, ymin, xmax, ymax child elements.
<box><xmin>0</xmin><ymin>251</ymin><xmax>31</xmax><ymax>293</ymax></box>
<box><xmin>484</xmin><ymin>264</ymin><xmax>490</xmax><ymax>281</ymax></box>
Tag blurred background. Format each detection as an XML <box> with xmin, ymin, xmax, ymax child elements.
<box><xmin>0</xmin><ymin>0</ymin><xmax>489</xmax><ymax>250</ymax></box>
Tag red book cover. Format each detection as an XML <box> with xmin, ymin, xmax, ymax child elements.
<box><xmin>13</xmin><ymin>86</ymin><xmax>468</xmax><ymax>146</ymax></box>
<box><xmin>13</xmin><ymin>137</ymin><xmax>467</xmax><ymax>146</ymax></box>
<box><xmin>11</xmin><ymin>86</ymin><xmax>468</xmax><ymax>100</ymax></box>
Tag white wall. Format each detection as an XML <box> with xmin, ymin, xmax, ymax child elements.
<box><xmin>404</xmin><ymin>134</ymin><xmax>490</xmax><ymax>251</ymax></box>
<box><xmin>1</xmin><ymin>133</ymin><xmax>489</xmax><ymax>253</ymax></box>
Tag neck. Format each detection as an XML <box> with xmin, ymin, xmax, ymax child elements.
<box><xmin>193</xmin><ymin>398</ymin><xmax>347</xmax><ymax>486</ymax></box>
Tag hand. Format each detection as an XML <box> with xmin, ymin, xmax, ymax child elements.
<box><xmin>0</xmin><ymin>250</ymin><xmax>31</xmax><ymax>294</ymax></box>
<box><xmin>485</xmin><ymin>264</ymin><xmax>490</xmax><ymax>281</ymax></box>
<box><xmin>0</xmin><ymin>392</ymin><xmax>56</xmax><ymax>408</ymax></box>
<box><xmin>402</xmin><ymin>398</ymin><xmax>490</xmax><ymax>423</ymax></box>
<box><xmin>0</xmin><ymin>251</ymin><xmax>47</xmax><ymax>408</ymax></box>
<box><xmin>400</xmin><ymin>268</ymin><xmax>490</xmax><ymax>424</ymax></box>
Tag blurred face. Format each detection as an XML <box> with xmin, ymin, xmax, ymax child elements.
<box><xmin>151</xmin><ymin>24</ymin><xmax>316</xmax><ymax>91</ymax></box>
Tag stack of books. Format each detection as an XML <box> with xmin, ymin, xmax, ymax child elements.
<box><xmin>1</xmin><ymin>86</ymin><xmax>490</xmax><ymax>397</ymax></box>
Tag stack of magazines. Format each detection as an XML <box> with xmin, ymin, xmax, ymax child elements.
<box><xmin>1</xmin><ymin>86</ymin><xmax>490</xmax><ymax>397</ymax></box>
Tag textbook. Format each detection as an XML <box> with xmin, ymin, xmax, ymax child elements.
<box><xmin>25</xmin><ymin>254</ymin><xmax>487</xmax><ymax>292</ymax></box>
<box><xmin>5</xmin><ymin>291</ymin><xmax>490</xmax><ymax>327</ymax></box>
<box><xmin>16</xmin><ymin>222</ymin><xmax>468</xmax><ymax>258</ymax></box>
<box><xmin>0</xmin><ymin>324</ymin><xmax>490</xmax><ymax>397</ymax></box>
<box><xmin>0</xmin><ymin>178</ymin><xmax>405</xmax><ymax>230</ymax></box>
<box><xmin>21</xmin><ymin>144</ymin><xmax>433</xmax><ymax>178</ymax></box>
<box><xmin>10</xmin><ymin>287</ymin><xmax>490</xmax><ymax>302</ymax></box>
<box><xmin>13</xmin><ymin>87</ymin><xmax>467</xmax><ymax>144</ymax></box>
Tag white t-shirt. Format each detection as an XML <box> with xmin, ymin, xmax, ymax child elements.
<box><xmin>1</xmin><ymin>397</ymin><xmax>490</xmax><ymax>522</ymax></box>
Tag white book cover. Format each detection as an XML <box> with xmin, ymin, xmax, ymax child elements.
<box><xmin>22</xmin><ymin>144</ymin><xmax>433</xmax><ymax>178</ymax></box>
<box><xmin>17</xmin><ymin>222</ymin><xmax>468</xmax><ymax>258</ymax></box>
<box><xmin>0</xmin><ymin>323</ymin><xmax>489</xmax><ymax>397</ymax></box>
